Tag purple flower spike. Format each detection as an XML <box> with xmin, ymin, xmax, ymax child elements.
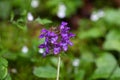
<box><xmin>38</xmin><ymin>21</ymin><xmax>75</xmax><ymax>56</ymax></box>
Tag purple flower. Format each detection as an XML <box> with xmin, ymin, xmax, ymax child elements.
<box><xmin>60</xmin><ymin>22</ymin><xmax>68</xmax><ymax>30</ymax></box>
<box><xmin>39</xmin><ymin>29</ymin><xmax>48</xmax><ymax>38</ymax></box>
<box><xmin>60</xmin><ymin>42</ymin><xmax>68</xmax><ymax>51</ymax></box>
<box><xmin>39</xmin><ymin>21</ymin><xmax>75</xmax><ymax>56</ymax></box>
<box><xmin>54</xmin><ymin>44</ymin><xmax>61</xmax><ymax>54</ymax></box>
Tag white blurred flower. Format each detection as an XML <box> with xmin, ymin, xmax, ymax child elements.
<box><xmin>90</xmin><ymin>10</ymin><xmax>104</xmax><ymax>21</ymax></box>
<box><xmin>57</xmin><ymin>4</ymin><xmax>66</xmax><ymax>19</ymax></box>
<box><xmin>38</xmin><ymin>48</ymin><xmax>44</xmax><ymax>54</ymax></box>
<box><xmin>27</xmin><ymin>12</ymin><xmax>34</xmax><ymax>21</ymax></box>
<box><xmin>11</xmin><ymin>68</ymin><xmax>17</xmax><ymax>73</ymax></box>
<box><xmin>90</xmin><ymin>13</ymin><xmax>99</xmax><ymax>21</ymax></box>
<box><xmin>31</xmin><ymin>0</ymin><xmax>39</xmax><ymax>8</ymax></box>
<box><xmin>21</xmin><ymin>46</ymin><xmax>28</xmax><ymax>54</ymax></box>
<box><xmin>72</xmin><ymin>58</ymin><xmax>80</xmax><ymax>67</ymax></box>
<box><xmin>97</xmin><ymin>10</ymin><xmax>105</xmax><ymax>18</ymax></box>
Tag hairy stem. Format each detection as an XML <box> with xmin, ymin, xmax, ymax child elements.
<box><xmin>56</xmin><ymin>56</ymin><xmax>61</xmax><ymax>80</ymax></box>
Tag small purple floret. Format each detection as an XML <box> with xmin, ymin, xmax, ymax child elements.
<box><xmin>39</xmin><ymin>21</ymin><xmax>75</xmax><ymax>56</ymax></box>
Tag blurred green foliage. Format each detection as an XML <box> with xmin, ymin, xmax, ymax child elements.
<box><xmin>0</xmin><ymin>0</ymin><xmax>120</xmax><ymax>80</ymax></box>
<box><xmin>0</xmin><ymin>57</ymin><xmax>11</xmax><ymax>80</ymax></box>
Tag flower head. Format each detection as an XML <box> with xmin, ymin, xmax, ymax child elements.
<box><xmin>39</xmin><ymin>21</ymin><xmax>75</xmax><ymax>56</ymax></box>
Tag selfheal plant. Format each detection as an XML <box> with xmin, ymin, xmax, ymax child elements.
<box><xmin>39</xmin><ymin>21</ymin><xmax>75</xmax><ymax>56</ymax></box>
<box><xmin>38</xmin><ymin>21</ymin><xmax>75</xmax><ymax>80</ymax></box>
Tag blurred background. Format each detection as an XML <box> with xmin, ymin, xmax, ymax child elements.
<box><xmin>0</xmin><ymin>0</ymin><xmax>120</xmax><ymax>80</ymax></box>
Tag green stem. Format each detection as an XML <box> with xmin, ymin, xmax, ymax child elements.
<box><xmin>56</xmin><ymin>56</ymin><xmax>61</xmax><ymax>80</ymax></box>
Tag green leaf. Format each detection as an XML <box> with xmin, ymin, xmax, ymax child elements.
<box><xmin>3</xmin><ymin>73</ymin><xmax>12</xmax><ymax>80</ymax></box>
<box><xmin>103</xmin><ymin>29</ymin><xmax>120</xmax><ymax>52</ymax></box>
<box><xmin>2</xmin><ymin>52</ymin><xmax>18</xmax><ymax>60</ymax></box>
<box><xmin>12</xmin><ymin>21</ymin><xmax>27</xmax><ymax>31</ymax></box>
<box><xmin>0</xmin><ymin>57</ymin><xmax>8</xmax><ymax>80</ymax></box>
<box><xmin>35</xmin><ymin>18</ymin><xmax>52</xmax><ymax>25</ymax></box>
<box><xmin>96</xmin><ymin>53</ymin><xmax>117</xmax><ymax>68</ymax></box>
<box><xmin>104</xmin><ymin>9</ymin><xmax>120</xmax><ymax>26</ymax></box>
<box><xmin>79</xmin><ymin>26</ymin><xmax>106</xmax><ymax>39</ymax></box>
<box><xmin>91</xmin><ymin>53</ymin><xmax>117</xmax><ymax>79</ymax></box>
<box><xmin>65</xmin><ymin>0</ymin><xmax>83</xmax><ymax>17</ymax></box>
<box><xmin>110</xmin><ymin>67</ymin><xmax>120</xmax><ymax>80</ymax></box>
<box><xmin>75</xmin><ymin>70</ymin><xmax>85</xmax><ymax>80</ymax></box>
<box><xmin>33</xmin><ymin>66</ymin><xmax>57</xmax><ymax>78</ymax></box>
<box><xmin>0</xmin><ymin>1</ymin><xmax>11</xmax><ymax>19</ymax></box>
<box><xmin>0</xmin><ymin>57</ymin><xmax>8</xmax><ymax>68</ymax></box>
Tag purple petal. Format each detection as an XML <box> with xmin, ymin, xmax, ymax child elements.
<box><xmin>65</xmin><ymin>27</ymin><xmax>70</xmax><ymax>31</ymax></box>
<box><xmin>60</xmin><ymin>27</ymin><xmax>70</xmax><ymax>34</ymax></box>
<box><xmin>45</xmin><ymin>38</ymin><xmax>49</xmax><ymax>44</ymax></box>
<box><xmin>39</xmin><ymin>44</ymin><xmax>45</xmax><ymax>48</ymax></box>
<box><xmin>41</xmin><ymin>28</ymin><xmax>48</xmax><ymax>33</ymax></box>
<box><xmin>39</xmin><ymin>34</ymin><xmax>45</xmax><ymax>38</ymax></box>
<box><xmin>61</xmin><ymin>21</ymin><xmax>68</xmax><ymax>26</ymax></box>
<box><xmin>68</xmin><ymin>41</ymin><xmax>73</xmax><ymax>46</ymax></box>
<box><xmin>39</xmin><ymin>29</ymin><xmax>48</xmax><ymax>38</ymax></box>
<box><xmin>42</xmin><ymin>52</ymin><xmax>47</xmax><ymax>57</ymax></box>
<box><xmin>54</xmin><ymin>47</ymin><xmax>61</xmax><ymax>54</ymax></box>
<box><xmin>42</xmin><ymin>47</ymin><xmax>50</xmax><ymax>57</ymax></box>
<box><xmin>63</xmin><ymin>45</ymin><xmax>68</xmax><ymax>51</ymax></box>
<box><xmin>60</xmin><ymin>22</ymin><xmax>68</xmax><ymax>30</ymax></box>
<box><xmin>61</xmin><ymin>33</ymin><xmax>68</xmax><ymax>38</ymax></box>
<box><xmin>60</xmin><ymin>42</ymin><xmax>68</xmax><ymax>51</ymax></box>
<box><xmin>53</xmin><ymin>44</ymin><xmax>61</xmax><ymax>54</ymax></box>
<box><xmin>69</xmin><ymin>33</ymin><xmax>75</xmax><ymax>38</ymax></box>
<box><xmin>60</xmin><ymin>25</ymin><xmax>64</xmax><ymax>30</ymax></box>
<box><xmin>45</xmin><ymin>31</ymin><xmax>50</xmax><ymax>36</ymax></box>
<box><xmin>50</xmin><ymin>32</ymin><xmax>56</xmax><ymax>36</ymax></box>
<box><xmin>45</xmin><ymin>47</ymin><xmax>49</xmax><ymax>53</ymax></box>
<box><xmin>51</xmin><ymin>36</ymin><xmax>58</xmax><ymax>43</ymax></box>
